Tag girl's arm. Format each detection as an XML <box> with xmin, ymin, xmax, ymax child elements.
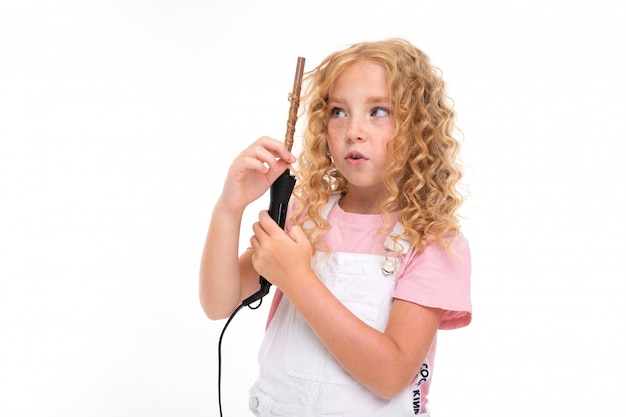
<box><xmin>199</xmin><ymin>137</ymin><xmax>296</xmax><ymax>320</ymax></box>
<box><xmin>199</xmin><ymin>200</ymin><xmax>257</xmax><ymax>320</ymax></box>
<box><xmin>283</xmin><ymin>277</ymin><xmax>441</xmax><ymax>399</ymax></box>
<box><xmin>251</xmin><ymin>211</ymin><xmax>443</xmax><ymax>399</ymax></box>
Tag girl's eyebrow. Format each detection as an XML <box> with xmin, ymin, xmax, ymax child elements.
<box><xmin>365</xmin><ymin>96</ymin><xmax>391</xmax><ymax>104</ymax></box>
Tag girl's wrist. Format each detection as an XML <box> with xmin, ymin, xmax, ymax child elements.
<box><xmin>281</xmin><ymin>267</ymin><xmax>318</xmax><ymax>300</ymax></box>
<box><xmin>213</xmin><ymin>196</ymin><xmax>246</xmax><ymax>219</ymax></box>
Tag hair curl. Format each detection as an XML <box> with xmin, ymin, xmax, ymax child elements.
<box><xmin>292</xmin><ymin>38</ymin><xmax>464</xmax><ymax>252</ymax></box>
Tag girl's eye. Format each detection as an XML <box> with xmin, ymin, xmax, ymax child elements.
<box><xmin>330</xmin><ymin>107</ymin><xmax>346</xmax><ymax>118</ymax></box>
<box><xmin>371</xmin><ymin>107</ymin><xmax>390</xmax><ymax>117</ymax></box>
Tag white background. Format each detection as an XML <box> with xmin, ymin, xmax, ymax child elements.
<box><xmin>1</xmin><ymin>1</ymin><xmax>625</xmax><ymax>416</ymax></box>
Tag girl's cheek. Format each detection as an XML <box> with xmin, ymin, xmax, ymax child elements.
<box><xmin>371</xmin><ymin>116</ymin><xmax>394</xmax><ymax>129</ymax></box>
<box><xmin>326</xmin><ymin>124</ymin><xmax>344</xmax><ymax>140</ymax></box>
<box><xmin>328</xmin><ymin>117</ymin><xmax>348</xmax><ymax>129</ymax></box>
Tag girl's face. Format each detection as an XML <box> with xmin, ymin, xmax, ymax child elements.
<box><xmin>327</xmin><ymin>60</ymin><xmax>396</xmax><ymax>198</ymax></box>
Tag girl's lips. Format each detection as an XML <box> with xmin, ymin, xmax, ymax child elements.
<box><xmin>345</xmin><ymin>151</ymin><xmax>367</xmax><ymax>160</ymax></box>
<box><xmin>345</xmin><ymin>151</ymin><xmax>368</xmax><ymax>166</ymax></box>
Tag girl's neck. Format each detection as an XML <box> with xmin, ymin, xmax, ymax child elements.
<box><xmin>338</xmin><ymin>191</ymin><xmax>388</xmax><ymax>214</ymax></box>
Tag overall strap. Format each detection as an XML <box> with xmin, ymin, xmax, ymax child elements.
<box><xmin>302</xmin><ymin>193</ymin><xmax>342</xmax><ymax>232</ymax></box>
<box><xmin>321</xmin><ymin>193</ymin><xmax>342</xmax><ymax>218</ymax></box>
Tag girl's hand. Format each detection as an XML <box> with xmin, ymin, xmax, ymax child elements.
<box><xmin>220</xmin><ymin>137</ymin><xmax>296</xmax><ymax>213</ymax></box>
<box><xmin>250</xmin><ymin>211</ymin><xmax>314</xmax><ymax>293</ymax></box>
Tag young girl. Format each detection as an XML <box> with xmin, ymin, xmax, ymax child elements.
<box><xmin>200</xmin><ymin>38</ymin><xmax>471</xmax><ymax>417</ymax></box>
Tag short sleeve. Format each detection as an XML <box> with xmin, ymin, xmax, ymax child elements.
<box><xmin>392</xmin><ymin>233</ymin><xmax>472</xmax><ymax>330</ymax></box>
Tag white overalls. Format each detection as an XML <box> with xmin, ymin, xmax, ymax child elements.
<box><xmin>249</xmin><ymin>196</ymin><xmax>430</xmax><ymax>416</ymax></box>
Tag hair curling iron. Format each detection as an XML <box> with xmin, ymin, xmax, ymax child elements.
<box><xmin>241</xmin><ymin>56</ymin><xmax>306</xmax><ymax>307</ymax></box>
<box><xmin>218</xmin><ymin>57</ymin><xmax>306</xmax><ymax>417</ymax></box>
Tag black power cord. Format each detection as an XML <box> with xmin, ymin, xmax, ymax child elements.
<box><xmin>217</xmin><ymin>298</ymin><xmax>263</xmax><ymax>417</ymax></box>
<box><xmin>217</xmin><ymin>294</ymin><xmax>269</xmax><ymax>417</ymax></box>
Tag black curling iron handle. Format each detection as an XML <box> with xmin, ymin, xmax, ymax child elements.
<box><xmin>268</xmin><ymin>169</ymin><xmax>296</xmax><ymax>228</ymax></box>
<box><xmin>242</xmin><ymin>169</ymin><xmax>296</xmax><ymax>306</ymax></box>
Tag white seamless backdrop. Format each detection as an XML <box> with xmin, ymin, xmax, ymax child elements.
<box><xmin>1</xmin><ymin>1</ymin><xmax>625</xmax><ymax>416</ymax></box>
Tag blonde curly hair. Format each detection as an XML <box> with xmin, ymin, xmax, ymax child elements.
<box><xmin>292</xmin><ymin>38</ymin><xmax>464</xmax><ymax>252</ymax></box>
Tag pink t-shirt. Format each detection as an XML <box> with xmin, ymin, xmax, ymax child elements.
<box><xmin>267</xmin><ymin>200</ymin><xmax>472</xmax><ymax>329</ymax></box>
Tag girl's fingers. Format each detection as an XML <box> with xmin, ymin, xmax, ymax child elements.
<box><xmin>236</xmin><ymin>155</ymin><xmax>270</xmax><ymax>174</ymax></box>
<box><xmin>287</xmin><ymin>224</ymin><xmax>307</xmax><ymax>244</ymax></box>
<box><xmin>248</xmin><ymin>137</ymin><xmax>296</xmax><ymax>170</ymax></box>
<box><xmin>220</xmin><ymin>137</ymin><xmax>295</xmax><ymax>213</ymax></box>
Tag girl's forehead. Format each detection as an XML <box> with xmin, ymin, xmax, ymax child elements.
<box><xmin>330</xmin><ymin>60</ymin><xmax>389</xmax><ymax>97</ymax></box>
<box><xmin>337</xmin><ymin>60</ymin><xmax>387</xmax><ymax>80</ymax></box>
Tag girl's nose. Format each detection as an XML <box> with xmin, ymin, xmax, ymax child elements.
<box><xmin>346</xmin><ymin>116</ymin><xmax>367</xmax><ymax>143</ymax></box>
